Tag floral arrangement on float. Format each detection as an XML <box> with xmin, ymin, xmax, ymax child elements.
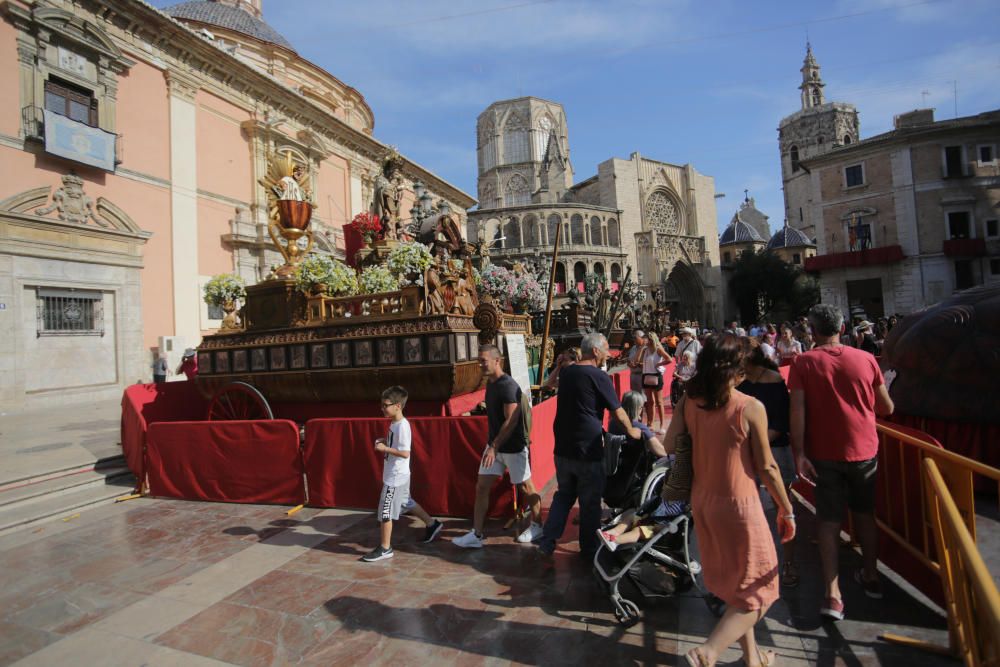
<box><xmin>512</xmin><ymin>272</ymin><xmax>547</xmax><ymax>314</ymax></box>
<box><xmin>478</xmin><ymin>264</ymin><xmax>516</xmax><ymax>304</ymax></box>
<box><xmin>293</xmin><ymin>254</ymin><xmax>358</xmax><ymax>297</ymax></box>
<box><xmin>202</xmin><ymin>273</ymin><xmax>246</xmax><ymax>330</ymax></box>
<box><xmin>386</xmin><ymin>242</ymin><xmax>434</xmax><ymax>286</ymax></box>
<box><xmin>358</xmin><ymin>264</ymin><xmax>398</xmax><ymax>295</ymax></box>
<box><xmin>349</xmin><ymin>211</ymin><xmax>383</xmax><ymax>245</ymax></box>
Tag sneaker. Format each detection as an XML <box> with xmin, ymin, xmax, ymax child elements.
<box><xmin>854</xmin><ymin>569</ymin><xmax>884</xmax><ymax>599</ymax></box>
<box><xmin>516</xmin><ymin>522</ymin><xmax>544</xmax><ymax>544</ymax></box>
<box><xmin>361</xmin><ymin>546</ymin><xmax>394</xmax><ymax>562</ymax></box>
<box><xmin>452</xmin><ymin>530</ymin><xmax>484</xmax><ymax>548</ymax></box>
<box><xmin>422</xmin><ymin>520</ymin><xmax>443</xmax><ymax>543</ymax></box>
<box><xmin>820</xmin><ymin>597</ymin><xmax>845</xmax><ymax>621</ymax></box>
<box><xmin>596</xmin><ymin>530</ymin><xmax>618</xmax><ymax>552</ymax></box>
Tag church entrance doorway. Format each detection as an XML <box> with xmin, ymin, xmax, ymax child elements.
<box><xmin>662</xmin><ymin>261</ymin><xmax>704</xmax><ymax>322</ymax></box>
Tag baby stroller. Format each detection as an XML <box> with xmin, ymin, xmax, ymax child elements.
<box><xmin>594</xmin><ymin>456</ymin><xmax>703</xmax><ymax>626</ymax></box>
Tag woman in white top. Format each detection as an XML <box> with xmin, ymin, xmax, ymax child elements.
<box><xmin>640</xmin><ymin>332</ymin><xmax>672</xmax><ymax>431</ymax></box>
<box><xmin>775</xmin><ymin>322</ymin><xmax>803</xmax><ymax>366</ymax></box>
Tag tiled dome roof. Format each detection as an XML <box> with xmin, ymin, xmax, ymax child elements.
<box><xmin>720</xmin><ymin>215</ymin><xmax>765</xmax><ymax>245</ymax></box>
<box><xmin>767</xmin><ymin>224</ymin><xmax>815</xmax><ymax>249</ymax></box>
<box><xmin>164</xmin><ymin>1</ymin><xmax>295</xmax><ymax>51</ymax></box>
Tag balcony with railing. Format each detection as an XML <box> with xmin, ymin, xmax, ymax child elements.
<box><xmin>21</xmin><ymin>105</ymin><xmax>122</xmax><ymax>171</ymax></box>
<box><xmin>804</xmin><ymin>244</ymin><xmax>905</xmax><ymax>271</ymax></box>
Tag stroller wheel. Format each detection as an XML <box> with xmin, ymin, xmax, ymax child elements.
<box><xmin>614</xmin><ymin>598</ymin><xmax>641</xmax><ymax>627</ymax></box>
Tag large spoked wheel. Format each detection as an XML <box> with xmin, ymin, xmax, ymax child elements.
<box><xmin>207</xmin><ymin>381</ymin><xmax>273</xmax><ymax>421</ymax></box>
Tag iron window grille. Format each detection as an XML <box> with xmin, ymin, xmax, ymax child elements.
<box><xmin>36</xmin><ymin>288</ymin><xmax>104</xmax><ymax>336</ymax></box>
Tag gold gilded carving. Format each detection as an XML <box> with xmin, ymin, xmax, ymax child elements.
<box><xmin>258</xmin><ymin>150</ymin><xmax>315</xmax><ymax>278</ymax></box>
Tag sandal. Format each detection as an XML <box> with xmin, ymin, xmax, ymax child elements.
<box><xmin>781</xmin><ymin>561</ymin><xmax>800</xmax><ymax>588</ymax></box>
<box><xmin>744</xmin><ymin>648</ymin><xmax>776</xmax><ymax>667</ymax></box>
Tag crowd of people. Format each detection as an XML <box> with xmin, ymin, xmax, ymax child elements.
<box><xmin>357</xmin><ymin>303</ymin><xmax>894</xmax><ymax>666</ymax></box>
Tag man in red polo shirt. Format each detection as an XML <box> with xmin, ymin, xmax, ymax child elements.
<box><xmin>789</xmin><ymin>304</ymin><xmax>894</xmax><ymax>622</ymax></box>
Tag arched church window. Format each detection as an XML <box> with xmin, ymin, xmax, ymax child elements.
<box><xmin>523</xmin><ymin>215</ymin><xmax>539</xmax><ymax>246</ymax></box>
<box><xmin>555</xmin><ymin>262</ymin><xmax>567</xmax><ymax>292</ymax></box>
<box><xmin>533</xmin><ymin>114</ymin><xmax>555</xmax><ymax>160</ymax></box>
<box><xmin>645</xmin><ymin>191</ymin><xmax>680</xmax><ymax>235</ymax></box>
<box><xmin>485</xmin><ymin>218</ymin><xmax>501</xmax><ymax>246</ymax></box>
<box><xmin>843</xmin><ymin>135</ymin><xmax>852</xmax><ymax>145</ymax></box>
<box><xmin>479</xmin><ymin>118</ymin><xmax>497</xmax><ymax>172</ymax></box>
<box><xmin>594</xmin><ymin>262</ymin><xmax>605</xmax><ymax>276</ymax></box>
<box><xmin>503</xmin><ymin>112</ymin><xmax>529</xmax><ymax>164</ymax></box>
<box><xmin>504</xmin><ymin>174</ymin><xmax>529</xmax><ymax>207</ymax></box>
<box><xmin>790</xmin><ymin>145</ymin><xmax>800</xmax><ymax>172</ymax></box>
<box><xmin>817</xmin><ymin>135</ymin><xmax>824</xmax><ymax>145</ymax></box>
<box><xmin>480</xmin><ymin>182</ymin><xmax>496</xmax><ymax>209</ymax></box>
<box><xmin>608</xmin><ymin>219</ymin><xmax>620</xmax><ymax>247</ymax></box>
<box><xmin>570</xmin><ymin>214</ymin><xmax>585</xmax><ymax>245</ymax></box>
<box><xmin>812</xmin><ymin>90</ymin><xmax>821</xmax><ymax>106</ymax></box>
<box><xmin>505</xmin><ymin>216</ymin><xmax>521</xmax><ymax>247</ymax></box>
<box><xmin>573</xmin><ymin>261</ymin><xmax>586</xmax><ymax>286</ymax></box>
<box><xmin>590</xmin><ymin>216</ymin><xmax>603</xmax><ymax>246</ymax></box>
<box><xmin>611</xmin><ymin>263</ymin><xmax>622</xmax><ymax>283</ymax></box>
<box><xmin>547</xmin><ymin>213</ymin><xmax>561</xmax><ymax>245</ymax></box>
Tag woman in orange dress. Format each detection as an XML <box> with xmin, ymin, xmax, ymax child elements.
<box><xmin>665</xmin><ymin>333</ymin><xmax>796</xmax><ymax>667</ymax></box>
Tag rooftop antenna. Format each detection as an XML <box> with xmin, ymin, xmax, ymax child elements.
<box><xmin>921</xmin><ymin>90</ymin><xmax>930</xmax><ymax>106</ymax></box>
<box><xmin>744</xmin><ymin>189</ymin><xmax>750</xmax><ymax>203</ymax></box>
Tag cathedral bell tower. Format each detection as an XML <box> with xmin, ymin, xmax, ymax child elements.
<box><xmin>778</xmin><ymin>44</ymin><xmax>860</xmax><ymax>241</ymax></box>
<box><xmin>800</xmin><ymin>43</ymin><xmax>825</xmax><ymax>110</ymax></box>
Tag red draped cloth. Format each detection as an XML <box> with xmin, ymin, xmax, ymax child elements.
<box><xmin>120</xmin><ymin>382</ymin><xmax>210</xmax><ymax>484</ymax></box>
<box><xmin>146</xmin><ymin>420</ymin><xmax>304</xmax><ymax>505</ymax></box>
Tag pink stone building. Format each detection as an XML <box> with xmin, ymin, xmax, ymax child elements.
<box><xmin>0</xmin><ymin>0</ymin><xmax>474</xmax><ymax>410</ymax></box>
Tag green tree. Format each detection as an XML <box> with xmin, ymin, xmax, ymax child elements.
<box><xmin>729</xmin><ymin>249</ymin><xmax>819</xmax><ymax>323</ymax></box>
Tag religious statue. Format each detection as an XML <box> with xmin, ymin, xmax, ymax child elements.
<box><xmin>372</xmin><ymin>148</ymin><xmax>404</xmax><ymax>227</ymax></box>
<box><xmin>35</xmin><ymin>173</ymin><xmax>108</xmax><ymax>227</ymax></box>
<box><xmin>452</xmin><ymin>264</ymin><xmax>479</xmax><ymax>316</ymax></box>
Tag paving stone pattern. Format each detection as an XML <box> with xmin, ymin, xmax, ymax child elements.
<box><xmin>0</xmin><ymin>486</ymin><xmax>953</xmax><ymax>666</ymax></box>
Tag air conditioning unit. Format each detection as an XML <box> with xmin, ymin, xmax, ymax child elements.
<box><xmin>157</xmin><ymin>335</ymin><xmax>187</xmax><ymax>382</ymax></box>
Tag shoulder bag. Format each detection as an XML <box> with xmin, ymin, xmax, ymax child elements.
<box><xmin>662</xmin><ymin>395</ymin><xmax>693</xmax><ymax>501</ymax></box>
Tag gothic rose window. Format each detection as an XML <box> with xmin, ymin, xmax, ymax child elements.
<box><xmin>646</xmin><ymin>191</ymin><xmax>679</xmax><ymax>235</ymax></box>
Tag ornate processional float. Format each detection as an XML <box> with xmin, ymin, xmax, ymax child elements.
<box><xmin>196</xmin><ymin>149</ymin><xmax>532</xmax><ymax>417</ymax></box>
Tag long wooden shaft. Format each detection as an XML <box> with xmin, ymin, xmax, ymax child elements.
<box><xmin>537</xmin><ymin>220</ymin><xmax>562</xmax><ymax>390</ymax></box>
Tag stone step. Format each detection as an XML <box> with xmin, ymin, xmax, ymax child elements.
<box><xmin>0</xmin><ymin>470</ymin><xmax>136</xmax><ymax>537</ymax></box>
<box><xmin>0</xmin><ymin>462</ymin><xmax>133</xmax><ymax>509</ymax></box>
<box><xmin>0</xmin><ymin>455</ymin><xmax>129</xmax><ymax>491</ymax></box>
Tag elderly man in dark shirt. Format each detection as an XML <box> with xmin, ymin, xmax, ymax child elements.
<box><xmin>538</xmin><ymin>333</ymin><xmax>641</xmax><ymax>560</ymax></box>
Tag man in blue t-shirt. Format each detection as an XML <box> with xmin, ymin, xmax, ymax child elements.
<box><xmin>538</xmin><ymin>332</ymin><xmax>642</xmax><ymax>560</ymax></box>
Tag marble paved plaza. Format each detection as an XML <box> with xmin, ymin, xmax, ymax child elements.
<box><xmin>0</xmin><ymin>490</ymin><xmax>953</xmax><ymax>666</ymax></box>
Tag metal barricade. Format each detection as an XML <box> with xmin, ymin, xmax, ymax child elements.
<box><xmin>875</xmin><ymin>423</ymin><xmax>1000</xmax><ymax>664</ymax></box>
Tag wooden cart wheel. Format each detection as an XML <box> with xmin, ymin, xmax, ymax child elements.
<box><xmin>206</xmin><ymin>381</ymin><xmax>274</xmax><ymax>421</ymax></box>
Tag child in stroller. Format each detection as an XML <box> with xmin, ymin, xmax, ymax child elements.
<box><xmin>594</xmin><ymin>458</ymin><xmax>702</xmax><ymax>626</ymax></box>
<box><xmin>596</xmin><ymin>496</ymin><xmax>688</xmax><ymax>552</ymax></box>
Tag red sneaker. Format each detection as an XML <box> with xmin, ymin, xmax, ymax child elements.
<box><xmin>820</xmin><ymin>597</ymin><xmax>845</xmax><ymax>621</ymax></box>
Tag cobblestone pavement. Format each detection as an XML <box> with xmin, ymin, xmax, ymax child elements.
<box><xmin>0</xmin><ymin>481</ymin><xmax>954</xmax><ymax>667</ymax></box>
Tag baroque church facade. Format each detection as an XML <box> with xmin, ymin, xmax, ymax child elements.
<box><xmin>0</xmin><ymin>0</ymin><xmax>473</xmax><ymax>410</ymax></box>
<box><xmin>467</xmin><ymin>97</ymin><xmax>723</xmax><ymax>326</ymax></box>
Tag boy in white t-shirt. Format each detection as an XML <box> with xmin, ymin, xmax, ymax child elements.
<box><xmin>362</xmin><ymin>385</ymin><xmax>443</xmax><ymax>562</ymax></box>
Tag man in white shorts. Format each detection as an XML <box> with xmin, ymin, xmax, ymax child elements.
<box><xmin>453</xmin><ymin>344</ymin><xmax>543</xmax><ymax>547</ymax></box>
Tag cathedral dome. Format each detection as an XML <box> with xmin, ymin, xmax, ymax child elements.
<box><xmin>767</xmin><ymin>224</ymin><xmax>815</xmax><ymax>249</ymax></box>
<box><xmin>719</xmin><ymin>215</ymin><xmax>764</xmax><ymax>245</ymax></box>
<box><xmin>164</xmin><ymin>1</ymin><xmax>295</xmax><ymax>52</ymax></box>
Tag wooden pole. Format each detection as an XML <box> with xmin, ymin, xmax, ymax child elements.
<box><xmin>536</xmin><ymin>220</ymin><xmax>562</xmax><ymax>392</ymax></box>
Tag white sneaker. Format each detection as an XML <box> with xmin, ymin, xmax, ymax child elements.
<box><xmin>452</xmin><ymin>530</ymin><xmax>484</xmax><ymax>548</ymax></box>
<box><xmin>516</xmin><ymin>522</ymin><xmax>544</xmax><ymax>544</ymax></box>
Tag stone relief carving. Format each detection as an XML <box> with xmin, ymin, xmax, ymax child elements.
<box><xmin>34</xmin><ymin>174</ymin><xmax>107</xmax><ymax>227</ymax></box>
<box><xmin>645</xmin><ymin>190</ymin><xmax>679</xmax><ymax>235</ymax></box>
<box><xmin>505</xmin><ymin>173</ymin><xmax>528</xmax><ymax>195</ymax></box>
<box><xmin>477</xmin><ymin>117</ymin><xmax>495</xmax><ymax>145</ymax></box>
<box><xmin>503</xmin><ymin>111</ymin><xmax>528</xmax><ymax>132</ymax></box>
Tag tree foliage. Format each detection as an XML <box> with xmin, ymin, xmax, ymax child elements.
<box><xmin>728</xmin><ymin>249</ymin><xmax>819</xmax><ymax>323</ymax></box>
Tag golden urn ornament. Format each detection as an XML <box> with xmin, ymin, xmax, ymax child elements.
<box><xmin>259</xmin><ymin>150</ymin><xmax>315</xmax><ymax>278</ymax></box>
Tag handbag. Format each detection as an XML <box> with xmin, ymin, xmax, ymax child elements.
<box><xmin>662</xmin><ymin>396</ymin><xmax>693</xmax><ymax>501</ymax></box>
<box><xmin>642</xmin><ymin>373</ymin><xmax>661</xmax><ymax>388</ymax></box>
<box><xmin>603</xmin><ymin>431</ymin><xmax>628</xmax><ymax>476</ymax></box>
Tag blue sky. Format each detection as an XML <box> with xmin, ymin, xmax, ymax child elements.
<box><xmin>155</xmin><ymin>0</ymin><xmax>1000</xmax><ymax>235</ymax></box>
